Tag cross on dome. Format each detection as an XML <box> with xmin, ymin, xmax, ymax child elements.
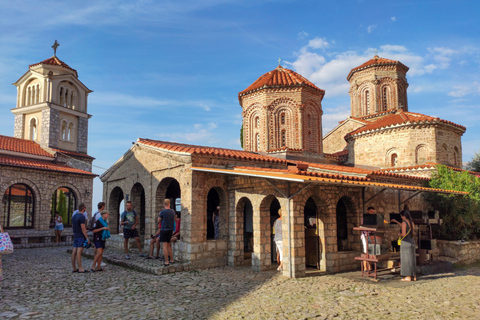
<box><xmin>52</xmin><ymin>40</ymin><xmax>60</xmax><ymax>57</ymax></box>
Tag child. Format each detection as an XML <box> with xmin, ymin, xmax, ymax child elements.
<box><xmin>91</xmin><ymin>210</ymin><xmax>110</xmax><ymax>272</ymax></box>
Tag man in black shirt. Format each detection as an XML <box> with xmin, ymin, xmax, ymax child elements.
<box><xmin>159</xmin><ymin>199</ymin><xmax>175</xmax><ymax>266</ymax></box>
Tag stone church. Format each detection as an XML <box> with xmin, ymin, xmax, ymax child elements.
<box><xmin>0</xmin><ymin>44</ymin><xmax>96</xmax><ymax>246</ymax></box>
<box><xmin>101</xmin><ymin>56</ymin><xmax>466</xmax><ymax>278</ymax></box>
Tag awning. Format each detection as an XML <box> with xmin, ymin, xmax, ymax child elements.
<box><xmin>190</xmin><ymin>166</ymin><xmax>468</xmax><ymax>195</ymax></box>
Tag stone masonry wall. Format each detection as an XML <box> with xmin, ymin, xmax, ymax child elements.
<box><xmin>77</xmin><ymin>116</ymin><xmax>88</xmax><ymax>153</ymax></box>
<box><xmin>323</xmin><ymin>119</ymin><xmax>365</xmax><ymax>154</ymax></box>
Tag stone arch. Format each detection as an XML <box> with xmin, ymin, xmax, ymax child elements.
<box><xmin>378</xmin><ymin>77</ymin><xmax>396</xmax><ymax>112</ymax></box>
<box><xmin>294</xmin><ymin>188</ymin><xmax>330</xmax><ymax>270</ymax></box>
<box><xmin>206</xmin><ymin>186</ymin><xmax>228</xmax><ymax>240</ymax></box>
<box><xmin>131</xmin><ymin>183</ymin><xmax>146</xmax><ymax>236</ymax></box>
<box><xmin>268</xmin><ymin>98</ymin><xmax>297</xmax><ymax>149</ymax></box>
<box><xmin>57</xmin><ymin>81</ymin><xmax>79</xmax><ymax>110</ymax></box>
<box><xmin>29</xmin><ymin>116</ymin><xmax>38</xmax><ymax>141</ymax></box>
<box><xmin>50</xmin><ymin>186</ymin><xmax>78</xmax><ymax>227</ymax></box>
<box><xmin>255</xmin><ymin>194</ymin><xmax>282</xmax><ymax>271</ymax></box>
<box><xmin>335</xmin><ymin>195</ymin><xmax>358</xmax><ymax>252</ymax></box>
<box><xmin>23</xmin><ymin>77</ymin><xmax>42</xmax><ymax>106</ymax></box>
<box><xmin>108</xmin><ymin>186</ymin><xmax>124</xmax><ymax>234</ymax></box>
<box><xmin>415</xmin><ymin>144</ymin><xmax>430</xmax><ymax>165</ymax></box>
<box><xmin>357</xmin><ymin>82</ymin><xmax>374</xmax><ymax>116</ymax></box>
<box><xmin>234</xmin><ymin>196</ymin><xmax>254</xmax><ymax>265</ymax></box>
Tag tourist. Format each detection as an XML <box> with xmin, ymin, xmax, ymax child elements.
<box><xmin>274</xmin><ymin>208</ymin><xmax>283</xmax><ymax>271</ymax></box>
<box><xmin>72</xmin><ymin>206</ymin><xmax>88</xmax><ymax>220</ymax></box>
<box><xmin>91</xmin><ymin>210</ymin><xmax>110</xmax><ymax>272</ymax></box>
<box><xmin>89</xmin><ymin>202</ymin><xmax>105</xmax><ymax>265</ymax></box>
<box><xmin>71</xmin><ymin>203</ymin><xmax>90</xmax><ymax>273</ymax></box>
<box><xmin>212</xmin><ymin>206</ymin><xmax>220</xmax><ymax>239</ymax></box>
<box><xmin>159</xmin><ymin>199</ymin><xmax>175</xmax><ymax>266</ymax></box>
<box><xmin>392</xmin><ymin>205</ymin><xmax>416</xmax><ymax>281</ymax></box>
<box><xmin>360</xmin><ymin>206</ymin><xmax>376</xmax><ymax>272</ymax></box>
<box><xmin>120</xmin><ymin>201</ymin><xmax>146</xmax><ymax>259</ymax></box>
<box><xmin>147</xmin><ymin>218</ymin><xmax>163</xmax><ymax>260</ymax></box>
<box><xmin>171</xmin><ymin>212</ymin><xmax>181</xmax><ymax>243</ymax></box>
<box><xmin>54</xmin><ymin>211</ymin><xmax>64</xmax><ymax>243</ymax></box>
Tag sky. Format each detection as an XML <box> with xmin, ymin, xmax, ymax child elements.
<box><xmin>0</xmin><ymin>0</ymin><xmax>479</xmax><ymax>208</ymax></box>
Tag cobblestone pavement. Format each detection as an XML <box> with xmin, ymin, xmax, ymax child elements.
<box><xmin>1</xmin><ymin>247</ymin><xmax>479</xmax><ymax>319</ymax></box>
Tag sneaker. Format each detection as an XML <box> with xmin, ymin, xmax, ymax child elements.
<box><xmin>139</xmin><ymin>253</ymin><xmax>147</xmax><ymax>257</ymax></box>
<box><xmin>125</xmin><ymin>254</ymin><xmax>131</xmax><ymax>259</ymax></box>
<box><xmin>100</xmin><ymin>262</ymin><xmax>107</xmax><ymax>267</ymax></box>
<box><xmin>277</xmin><ymin>266</ymin><xmax>282</xmax><ymax>271</ymax></box>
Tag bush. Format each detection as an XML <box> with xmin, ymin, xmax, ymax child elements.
<box><xmin>426</xmin><ymin>165</ymin><xmax>480</xmax><ymax>240</ymax></box>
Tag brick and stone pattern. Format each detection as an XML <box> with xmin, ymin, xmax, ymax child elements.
<box><xmin>0</xmin><ymin>165</ymin><xmax>93</xmax><ymax>236</ymax></box>
<box><xmin>239</xmin><ymin>87</ymin><xmax>324</xmax><ymax>154</ymax></box>
<box><xmin>346</xmin><ymin>123</ymin><xmax>464</xmax><ymax>168</ymax></box>
<box><xmin>323</xmin><ymin>118</ymin><xmax>365</xmax><ymax>154</ymax></box>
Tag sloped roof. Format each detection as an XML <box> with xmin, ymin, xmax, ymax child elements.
<box><xmin>0</xmin><ymin>155</ymin><xmax>96</xmax><ymax>176</ymax></box>
<box><xmin>138</xmin><ymin>138</ymin><xmax>288</xmax><ymax>164</ymax></box>
<box><xmin>51</xmin><ymin>148</ymin><xmax>95</xmax><ymax>160</ymax></box>
<box><xmin>0</xmin><ymin>135</ymin><xmax>53</xmax><ymax>158</ymax></box>
<box><xmin>345</xmin><ymin>110</ymin><xmax>466</xmax><ymax>139</ymax></box>
<box><xmin>239</xmin><ymin>65</ymin><xmax>324</xmax><ymax>97</ymax></box>
<box><xmin>347</xmin><ymin>55</ymin><xmax>409</xmax><ymax>80</ymax></box>
<box><xmin>29</xmin><ymin>56</ymin><xmax>77</xmax><ymax>74</ymax></box>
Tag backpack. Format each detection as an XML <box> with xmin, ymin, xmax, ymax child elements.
<box><xmin>88</xmin><ymin>212</ymin><xmax>100</xmax><ymax>231</ymax></box>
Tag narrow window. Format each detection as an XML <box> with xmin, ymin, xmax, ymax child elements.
<box><xmin>365</xmin><ymin>91</ymin><xmax>370</xmax><ymax>115</ymax></box>
<box><xmin>29</xmin><ymin>118</ymin><xmax>37</xmax><ymax>141</ymax></box>
<box><xmin>383</xmin><ymin>87</ymin><xmax>388</xmax><ymax>111</ymax></box>
<box><xmin>36</xmin><ymin>84</ymin><xmax>40</xmax><ymax>104</ymax></box>
<box><xmin>281</xmin><ymin>130</ymin><xmax>286</xmax><ymax>147</ymax></box>
<box><xmin>61</xmin><ymin>121</ymin><xmax>67</xmax><ymax>140</ymax></box>
<box><xmin>391</xmin><ymin>153</ymin><xmax>398</xmax><ymax>167</ymax></box>
<box><xmin>59</xmin><ymin>87</ymin><xmax>64</xmax><ymax>106</ymax></box>
<box><xmin>281</xmin><ymin>113</ymin><xmax>285</xmax><ymax>125</ymax></box>
<box><xmin>27</xmin><ymin>87</ymin><xmax>32</xmax><ymax>106</ymax></box>
<box><xmin>255</xmin><ymin>116</ymin><xmax>259</xmax><ymax>129</ymax></box>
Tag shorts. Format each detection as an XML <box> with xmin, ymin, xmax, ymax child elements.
<box><xmin>159</xmin><ymin>230</ymin><xmax>173</xmax><ymax>243</ymax></box>
<box><xmin>123</xmin><ymin>228</ymin><xmax>139</xmax><ymax>239</ymax></box>
<box><xmin>54</xmin><ymin>225</ymin><xmax>64</xmax><ymax>231</ymax></box>
<box><xmin>275</xmin><ymin>240</ymin><xmax>283</xmax><ymax>261</ymax></box>
<box><xmin>94</xmin><ymin>240</ymin><xmax>106</xmax><ymax>249</ymax></box>
<box><xmin>73</xmin><ymin>238</ymin><xmax>85</xmax><ymax>248</ymax></box>
<box><xmin>361</xmin><ymin>236</ymin><xmax>368</xmax><ymax>253</ymax></box>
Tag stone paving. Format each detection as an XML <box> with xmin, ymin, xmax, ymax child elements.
<box><xmin>1</xmin><ymin>247</ymin><xmax>480</xmax><ymax>319</ymax></box>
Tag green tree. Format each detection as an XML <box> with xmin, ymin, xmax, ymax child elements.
<box><xmin>466</xmin><ymin>151</ymin><xmax>480</xmax><ymax>172</ymax></box>
<box><xmin>426</xmin><ymin>165</ymin><xmax>480</xmax><ymax>240</ymax></box>
<box><xmin>57</xmin><ymin>190</ymin><xmax>68</xmax><ymax>223</ymax></box>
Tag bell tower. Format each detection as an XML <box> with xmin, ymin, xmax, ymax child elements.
<box><xmin>347</xmin><ymin>55</ymin><xmax>409</xmax><ymax>118</ymax></box>
<box><xmin>239</xmin><ymin>64</ymin><xmax>325</xmax><ymax>155</ymax></box>
<box><xmin>11</xmin><ymin>40</ymin><xmax>93</xmax><ymax>154</ymax></box>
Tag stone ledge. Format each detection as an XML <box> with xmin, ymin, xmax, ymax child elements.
<box><xmin>67</xmin><ymin>248</ymin><xmax>191</xmax><ymax>276</ymax></box>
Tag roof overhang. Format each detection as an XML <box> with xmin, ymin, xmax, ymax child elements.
<box><xmin>190</xmin><ymin>166</ymin><xmax>468</xmax><ymax>195</ymax></box>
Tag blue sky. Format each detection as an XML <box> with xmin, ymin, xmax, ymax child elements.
<box><xmin>0</xmin><ymin>0</ymin><xmax>479</xmax><ymax>207</ymax></box>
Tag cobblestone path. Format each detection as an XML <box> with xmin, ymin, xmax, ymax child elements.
<box><xmin>1</xmin><ymin>247</ymin><xmax>479</xmax><ymax>319</ymax></box>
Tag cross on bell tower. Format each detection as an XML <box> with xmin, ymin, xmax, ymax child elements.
<box><xmin>52</xmin><ymin>40</ymin><xmax>60</xmax><ymax>57</ymax></box>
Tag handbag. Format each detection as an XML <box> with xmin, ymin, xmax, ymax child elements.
<box><xmin>0</xmin><ymin>225</ymin><xmax>14</xmax><ymax>254</ymax></box>
<box><xmin>397</xmin><ymin>224</ymin><xmax>411</xmax><ymax>246</ymax></box>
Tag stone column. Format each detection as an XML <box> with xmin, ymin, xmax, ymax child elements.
<box><xmin>252</xmin><ymin>205</ymin><xmax>271</xmax><ymax>271</ymax></box>
<box><xmin>281</xmin><ymin>199</ymin><xmax>306</xmax><ymax>278</ymax></box>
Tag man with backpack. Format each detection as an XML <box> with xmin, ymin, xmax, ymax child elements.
<box><xmin>121</xmin><ymin>201</ymin><xmax>147</xmax><ymax>259</ymax></box>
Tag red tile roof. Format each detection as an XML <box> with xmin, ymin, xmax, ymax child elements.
<box><xmin>51</xmin><ymin>148</ymin><xmax>95</xmax><ymax>160</ymax></box>
<box><xmin>346</xmin><ymin>110</ymin><xmax>466</xmax><ymax>139</ymax></box>
<box><xmin>0</xmin><ymin>155</ymin><xmax>96</xmax><ymax>176</ymax></box>
<box><xmin>138</xmin><ymin>138</ymin><xmax>288</xmax><ymax>164</ymax></box>
<box><xmin>0</xmin><ymin>135</ymin><xmax>54</xmax><ymax>158</ymax></box>
<box><xmin>234</xmin><ymin>166</ymin><xmax>368</xmax><ymax>181</ymax></box>
<box><xmin>239</xmin><ymin>66</ymin><xmax>325</xmax><ymax>97</ymax></box>
<box><xmin>29</xmin><ymin>56</ymin><xmax>77</xmax><ymax>74</ymax></box>
<box><xmin>347</xmin><ymin>55</ymin><xmax>409</xmax><ymax>80</ymax></box>
<box><xmin>267</xmin><ymin>147</ymin><xmax>303</xmax><ymax>153</ymax></box>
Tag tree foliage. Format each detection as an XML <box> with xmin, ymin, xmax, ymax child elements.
<box><xmin>466</xmin><ymin>151</ymin><xmax>480</xmax><ymax>173</ymax></box>
<box><xmin>426</xmin><ymin>165</ymin><xmax>480</xmax><ymax>240</ymax></box>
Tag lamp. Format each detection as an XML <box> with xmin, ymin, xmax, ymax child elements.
<box><xmin>85</xmin><ymin>189</ymin><xmax>91</xmax><ymax>197</ymax></box>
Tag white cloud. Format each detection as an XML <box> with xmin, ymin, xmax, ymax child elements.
<box><xmin>158</xmin><ymin>122</ymin><xmax>220</xmax><ymax>144</ymax></box>
<box><xmin>391</xmin><ymin>17</ymin><xmax>396</xmax><ymax>22</ymax></box>
<box><xmin>322</xmin><ymin>105</ymin><xmax>351</xmax><ymax>134</ymax></box>
<box><xmin>367</xmin><ymin>25</ymin><xmax>377</xmax><ymax>33</ymax></box>
<box><xmin>307</xmin><ymin>37</ymin><xmax>329</xmax><ymax>50</ymax></box>
<box><xmin>448</xmin><ymin>82</ymin><xmax>480</xmax><ymax>97</ymax></box>
<box><xmin>297</xmin><ymin>31</ymin><xmax>309</xmax><ymax>40</ymax></box>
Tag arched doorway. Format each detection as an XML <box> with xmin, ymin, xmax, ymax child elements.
<box><xmin>50</xmin><ymin>187</ymin><xmax>77</xmax><ymax>227</ymax></box>
<box><xmin>336</xmin><ymin>196</ymin><xmax>355</xmax><ymax>251</ymax></box>
<box><xmin>206</xmin><ymin>189</ymin><xmax>220</xmax><ymax>240</ymax></box>
<box><xmin>165</xmin><ymin>179</ymin><xmax>181</xmax><ymax>215</ymax></box>
<box><xmin>131</xmin><ymin>183</ymin><xmax>146</xmax><ymax>236</ymax></box>
<box><xmin>2</xmin><ymin>184</ymin><xmax>35</xmax><ymax>228</ymax></box>
<box><xmin>243</xmin><ymin>199</ymin><xmax>253</xmax><ymax>260</ymax></box>
<box><xmin>270</xmin><ymin>198</ymin><xmax>281</xmax><ymax>263</ymax></box>
<box><xmin>108</xmin><ymin>187</ymin><xmax>124</xmax><ymax>234</ymax></box>
<box><xmin>304</xmin><ymin>197</ymin><xmax>319</xmax><ymax>269</ymax></box>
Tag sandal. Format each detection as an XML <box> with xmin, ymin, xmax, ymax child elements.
<box><xmin>72</xmin><ymin>269</ymin><xmax>79</xmax><ymax>273</ymax></box>
<box><xmin>401</xmin><ymin>277</ymin><xmax>412</xmax><ymax>282</ymax></box>
<box><xmin>163</xmin><ymin>262</ymin><xmax>170</xmax><ymax>267</ymax></box>
<box><xmin>170</xmin><ymin>261</ymin><xmax>175</xmax><ymax>264</ymax></box>
<box><xmin>146</xmin><ymin>256</ymin><xmax>154</xmax><ymax>259</ymax></box>
<box><xmin>95</xmin><ymin>268</ymin><xmax>104</xmax><ymax>272</ymax></box>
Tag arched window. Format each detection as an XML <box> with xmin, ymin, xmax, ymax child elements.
<box><xmin>255</xmin><ymin>116</ymin><xmax>259</xmax><ymax>129</ymax></box>
<box><xmin>50</xmin><ymin>187</ymin><xmax>77</xmax><ymax>227</ymax></box>
<box><xmin>453</xmin><ymin>147</ymin><xmax>460</xmax><ymax>167</ymax></box>
<box><xmin>391</xmin><ymin>153</ymin><xmax>398</xmax><ymax>167</ymax></box>
<box><xmin>68</xmin><ymin>123</ymin><xmax>74</xmax><ymax>141</ymax></box>
<box><xmin>61</xmin><ymin>121</ymin><xmax>67</xmax><ymax>140</ymax></box>
<box><xmin>2</xmin><ymin>184</ymin><xmax>34</xmax><ymax>228</ymax></box>
<box><xmin>365</xmin><ymin>91</ymin><xmax>370</xmax><ymax>115</ymax></box>
<box><xmin>29</xmin><ymin>118</ymin><xmax>37</xmax><ymax>141</ymax></box>
<box><xmin>281</xmin><ymin>130</ymin><xmax>286</xmax><ymax>147</ymax></box>
<box><xmin>255</xmin><ymin>133</ymin><xmax>260</xmax><ymax>151</ymax></box>
<box><xmin>382</xmin><ymin>87</ymin><xmax>388</xmax><ymax>111</ymax></box>
<box><xmin>281</xmin><ymin>113</ymin><xmax>285</xmax><ymax>125</ymax></box>
<box><xmin>59</xmin><ymin>87</ymin><xmax>64</xmax><ymax>106</ymax></box>
<box><xmin>35</xmin><ymin>84</ymin><xmax>40</xmax><ymax>104</ymax></box>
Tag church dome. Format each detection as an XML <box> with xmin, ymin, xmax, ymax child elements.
<box><xmin>347</xmin><ymin>55</ymin><xmax>409</xmax><ymax>81</ymax></box>
<box><xmin>239</xmin><ymin>65</ymin><xmax>324</xmax><ymax>97</ymax></box>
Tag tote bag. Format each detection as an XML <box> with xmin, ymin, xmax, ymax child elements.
<box><xmin>0</xmin><ymin>226</ymin><xmax>14</xmax><ymax>254</ymax></box>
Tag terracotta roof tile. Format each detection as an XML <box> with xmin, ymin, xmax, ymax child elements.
<box><xmin>267</xmin><ymin>147</ymin><xmax>303</xmax><ymax>153</ymax></box>
<box><xmin>239</xmin><ymin>66</ymin><xmax>325</xmax><ymax>96</ymax></box>
<box><xmin>0</xmin><ymin>135</ymin><xmax>54</xmax><ymax>158</ymax></box>
<box><xmin>29</xmin><ymin>56</ymin><xmax>77</xmax><ymax>73</ymax></box>
<box><xmin>138</xmin><ymin>138</ymin><xmax>288</xmax><ymax>164</ymax></box>
<box><xmin>51</xmin><ymin>148</ymin><xmax>95</xmax><ymax>159</ymax></box>
<box><xmin>347</xmin><ymin>55</ymin><xmax>409</xmax><ymax>80</ymax></box>
<box><xmin>0</xmin><ymin>155</ymin><xmax>96</xmax><ymax>176</ymax></box>
<box><xmin>346</xmin><ymin>110</ymin><xmax>466</xmax><ymax>139</ymax></box>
